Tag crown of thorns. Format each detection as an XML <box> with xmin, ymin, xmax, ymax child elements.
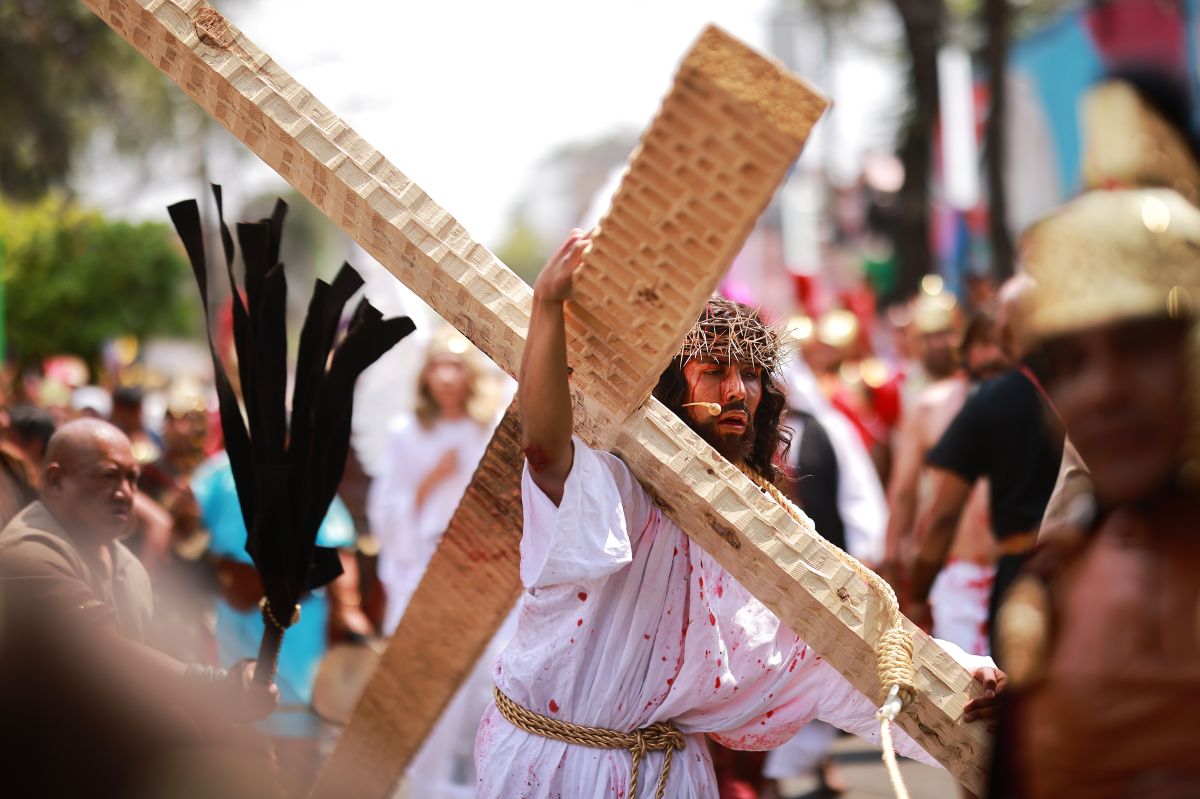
<box><xmin>677</xmin><ymin>298</ymin><xmax>784</xmax><ymax>373</ymax></box>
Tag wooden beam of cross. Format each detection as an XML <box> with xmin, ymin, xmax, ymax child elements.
<box><xmin>84</xmin><ymin>1</ymin><xmax>991</xmax><ymax>794</ymax></box>
<box><xmin>326</xmin><ymin>403</ymin><xmax>525</xmax><ymax>795</ymax></box>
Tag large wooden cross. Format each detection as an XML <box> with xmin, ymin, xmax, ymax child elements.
<box><xmin>85</xmin><ymin>1</ymin><xmax>991</xmax><ymax>794</ymax></box>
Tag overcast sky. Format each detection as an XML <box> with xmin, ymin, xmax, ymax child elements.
<box><xmin>172</xmin><ymin>0</ymin><xmax>779</xmax><ymax>248</ymax></box>
<box><xmin>78</xmin><ymin>0</ymin><xmax>909</xmax><ymax>253</ymax></box>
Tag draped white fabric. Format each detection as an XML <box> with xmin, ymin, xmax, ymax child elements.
<box><xmin>476</xmin><ymin>440</ymin><xmax>989</xmax><ymax>798</ymax></box>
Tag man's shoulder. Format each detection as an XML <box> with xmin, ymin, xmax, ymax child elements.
<box><xmin>916</xmin><ymin>378</ymin><xmax>967</xmax><ymax>434</ymax></box>
<box><xmin>947</xmin><ymin>370</ymin><xmax>1004</xmax><ymax>419</ymax></box>
<box><xmin>571</xmin><ymin>440</ymin><xmax>657</xmax><ymax>507</ymax></box>
<box><xmin>1</xmin><ymin>501</ymin><xmax>68</xmax><ymax>546</ymax></box>
<box><xmin>975</xmin><ymin>368</ymin><xmax>1028</xmax><ymax>398</ymax></box>
<box><xmin>966</xmin><ymin>369</ymin><xmax>1044</xmax><ymax>422</ymax></box>
<box><xmin>918</xmin><ymin>375</ymin><xmax>966</xmax><ymax>408</ymax></box>
<box><xmin>0</xmin><ymin>502</ymin><xmax>85</xmax><ymax>578</ymax></box>
<box><xmin>590</xmin><ymin>446</ymin><xmax>646</xmax><ymax>491</ymax></box>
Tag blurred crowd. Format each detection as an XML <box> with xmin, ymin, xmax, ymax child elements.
<box><xmin>0</xmin><ymin>326</ymin><xmax>518</xmax><ymax>797</ymax></box>
<box><xmin>0</xmin><ymin>269</ymin><xmax>1030</xmax><ymax>797</ymax></box>
<box><xmin>1</xmin><ymin>58</ymin><xmax>1198</xmax><ymax>799</ymax></box>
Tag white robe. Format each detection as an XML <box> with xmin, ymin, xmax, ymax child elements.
<box><xmin>369</xmin><ymin>415</ymin><xmax>494</xmax><ymax>635</ymax></box>
<box><xmin>475</xmin><ymin>439</ymin><xmax>989</xmax><ymax>798</ymax></box>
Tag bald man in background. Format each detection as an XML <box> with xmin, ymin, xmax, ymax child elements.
<box><xmin>0</xmin><ymin>419</ymin><xmax>279</xmax><ymax>798</ymax></box>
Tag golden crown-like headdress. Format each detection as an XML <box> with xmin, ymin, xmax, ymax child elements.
<box><xmin>1022</xmin><ymin>188</ymin><xmax>1200</xmax><ymax>340</ymax></box>
<box><xmin>1082</xmin><ymin>80</ymin><xmax>1200</xmax><ymax>204</ymax></box>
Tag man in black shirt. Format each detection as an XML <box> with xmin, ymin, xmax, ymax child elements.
<box><xmin>909</xmin><ymin>277</ymin><xmax>1064</xmax><ymax>663</ymax></box>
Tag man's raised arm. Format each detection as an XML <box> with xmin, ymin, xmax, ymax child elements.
<box><xmin>518</xmin><ymin>230</ymin><xmax>591</xmax><ymax>505</ymax></box>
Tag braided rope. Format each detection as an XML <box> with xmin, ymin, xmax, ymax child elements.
<box><xmin>255</xmin><ymin>598</ymin><xmax>302</xmax><ymax>685</ymax></box>
<box><xmin>741</xmin><ymin>467</ymin><xmax>915</xmax><ymax>798</ymax></box>
<box><xmin>494</xmin><ymin>687</ymin><xmax>684</xmax><ymax>799</ymax></box>
<box><xmin>879</xmin><ymin>715</ymin><xmax>912</xmax><ymax>799</ymax></box>
<box><xmin>876</xmin><ymin>629</ymin><xmax>916</xmax><ymax>707</ymax></box>
<box><xmin>258</xmin><ymin>597</ymin><xmax>301</xmax><ymax>631</ymax></box>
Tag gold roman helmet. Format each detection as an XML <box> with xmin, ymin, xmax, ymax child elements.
<box><xmin>998</xmin><ymin>79</ymin><xmax>1200</xmax><ymax>689</ymax></box>
<box><xmin>1021</xmin><ymin>188</ymin><xmax>1200</xmax><ymax>341</ymax></box>
<box><xmin>1025</xmin><ymin>71</ymin><xmax>1200</xmax><ymax>344</ymax></box>
<box><xmin>1001</xmin><ymin>188</ymin><xmax>1200</xmax><ymax>687</ymax></box>
<box><xmin>910</xmin><ymin>292</ymin><xmax>956</xmax><ymax>336</ymax></box>
<box><xmin>1022</xmin><ymin>187</ymin><xmax>1200</xmax><ymax>494</ymax></box>
<box><xmin>814</xmin><ymin>309</ymin><xmax>859</xmax><ymax>351</ymax></box>
<box><xmin>1082</xmin><ymin>79</ymin><xmax>1200</xmax><ymax>205</ymax></box>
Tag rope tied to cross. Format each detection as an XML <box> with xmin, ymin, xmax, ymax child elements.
<box><xmin>741</xmin><ymin>468</ymin><xmax>916</xmax><ymax>799</ymax></box>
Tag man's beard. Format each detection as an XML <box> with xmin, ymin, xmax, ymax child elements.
<box><xmin>678</xmin><ymin>401</ymin><xmax>756</xmax><ymax>465</ymax></box>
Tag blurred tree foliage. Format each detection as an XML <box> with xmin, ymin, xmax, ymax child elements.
<box><xmin>495</xmin><ymin>218</ymin><xmax>550</xmax><ymax>286</ymax></box>
<box><xmin>1</xmin><ymin>196</ymin><xmax>197</xmax><ymax>363</ymax></box>
<box><xmin>0</xmin><ymin>0</ymin><xmax>188</xmax><ymax>200</ymax></box>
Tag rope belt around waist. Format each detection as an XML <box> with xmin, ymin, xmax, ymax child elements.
<box><xmin>493</xmin><ymin>686</ymin><xmax>685</xmax><ymax>799</ymax></box>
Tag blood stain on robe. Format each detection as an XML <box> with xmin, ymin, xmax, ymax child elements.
<box><xmin>578</xmin><ymin>591</ymin><xmax>588</xmax><ymax>601</ymax></box>
<box><xmin>548</xmin><ymin>699</ymin><xmax>559</xmax><ymax>713</ymax></box>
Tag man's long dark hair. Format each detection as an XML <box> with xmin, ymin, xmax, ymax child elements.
<box><xmin>653</xmin><ymin>360</ymin><xmax>791</xmax><ymax>482</ymax></box>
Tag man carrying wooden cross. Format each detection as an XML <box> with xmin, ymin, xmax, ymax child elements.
<box><xmin>477</xmin><ymin>230</ymin><xmax>1006</xmax><ymax>798</ymax></box>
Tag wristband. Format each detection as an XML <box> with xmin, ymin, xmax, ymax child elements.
<box><xmin>184</xmin><ymin>663</ymin><xmax>229</xmax><ymax>686</ymax></box>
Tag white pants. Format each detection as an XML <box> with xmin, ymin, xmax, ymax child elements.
<box><xmin>929</xmin><ymin>560</ymin><xmax>994</xmax><ymax>657</ymax></box>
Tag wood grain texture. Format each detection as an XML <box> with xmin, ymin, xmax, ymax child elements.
<box><xmin>83</xmin><ymin>1</ymin><xmax>990</xmax><ymax>794</ymax></box>
<box><xmin>568</xmin><ymin>26</ymin><xmax>827</xmax><ymax>417</ymax></box>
